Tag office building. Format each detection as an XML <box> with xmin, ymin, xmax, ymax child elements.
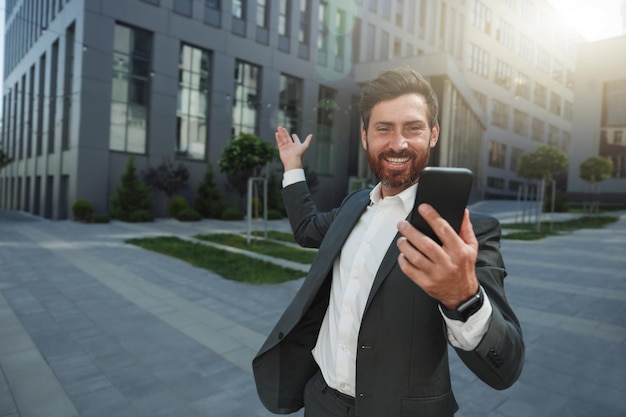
<box><xmin>1</xmin><ymin>0</ymin><xmax>582</xmax><ymax>219</ymax></box>
<box><xmin>566</xmin><ymin>35</ymin><xmax>626</xmax><ymax>204</ymax></box>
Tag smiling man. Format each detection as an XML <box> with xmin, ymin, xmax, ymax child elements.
<box><xmin>253</xmin><ymin>67</ymin><xmax>524</xmax><ymax>417</ymax></box>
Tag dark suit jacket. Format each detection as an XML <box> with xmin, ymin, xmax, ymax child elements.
<box><xmin>253</xmin><ymin>182</ymin><xmax>524</xmax><ymax>417</ymax></box>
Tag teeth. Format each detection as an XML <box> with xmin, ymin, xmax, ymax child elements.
<box><xmin>386</xmin><ymin>157</ymin><xmax>409</xmax><ymax>164</ymax></box>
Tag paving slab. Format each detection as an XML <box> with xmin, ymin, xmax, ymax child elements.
<box><xmin>0</xmin><ymin>202</ymin><xmax>625</xmax><ymax>417</ymax></box>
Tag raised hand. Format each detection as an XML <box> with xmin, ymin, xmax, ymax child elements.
<box><xmin>274</xmin><ymin>126</ymin><xmax>313</xmax><ymax>171</ymax></box>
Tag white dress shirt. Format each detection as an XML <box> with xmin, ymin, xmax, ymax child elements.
<box><xmin>283</xmin><ymin>169</ymin><xmax>492</xmax><ymax>397</ymax></box>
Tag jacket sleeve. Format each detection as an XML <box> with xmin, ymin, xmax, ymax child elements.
<box><xmin>454</xmin><ymin>212</ymin><xmax>525</xmax><ymax>390</ymax></box>
<box><xmin>282</xmin><ymin>181</ymin><xmax>367</xmax><ymax>249</ymax></box>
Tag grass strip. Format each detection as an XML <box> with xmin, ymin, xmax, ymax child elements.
<box><xmin>127</xmin><ymin>236</ymin><xmax>305</xmax><ymax>284</ymax></box>
<box><xmin>194</xmin><ymin>233</ymin><xmax>316</xmax><ymax>264</ymax></box>
<box><xmin>502</xmin><ymin>215</ymin><xmax>618</xmax><ymax>240</ymax></box>
<box><xmin>251</xmin><ymin>230</ymin><xmax>297</xmax><ymax>243</ymax></box>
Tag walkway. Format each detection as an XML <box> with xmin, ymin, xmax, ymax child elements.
<box><xmin>0</xmin><ymin>202</ymin><xmax>624</xmax><ymax>416</ymax></box>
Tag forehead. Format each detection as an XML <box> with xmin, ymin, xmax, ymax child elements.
<box><xmin>369</xmin><ymin>93</ymin><xmax>429</xmax><ymax>123</ymax></box>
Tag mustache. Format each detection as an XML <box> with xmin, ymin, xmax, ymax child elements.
<box><xmin>379</xmin><ymin>150</ymin><xmax>416</xmax><ymax>159</ymax></box>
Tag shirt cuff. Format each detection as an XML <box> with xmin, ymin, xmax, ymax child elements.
<box><xmin>282</xmin><ymin>168</ymin><xmax>306</xmax><ymax>188</ymax></box>
<box><xmin>440</xmin><ymin>289</ymin><xmax>493</xmax><ymax>351</ymax></box>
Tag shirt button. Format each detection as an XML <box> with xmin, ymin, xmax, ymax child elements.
<box><xmin>345</xmin><ymin>309</ymin><xmax>351</xmax><ymax>314</ymax></box>
<box><xmin>341</xmin><ymin>345</ymin><xmax>347</xmax><ymax>351</ymax></box>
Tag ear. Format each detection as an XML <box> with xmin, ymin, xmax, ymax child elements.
<box><xmin>429</xmin><ymin>122</ymin><xmax>440</xmax><ymax>148</ymax></box>
<box><xmin>361</xmin><ymin>125</ymin><xmax>368</xmax><ymax>151</ymax></box>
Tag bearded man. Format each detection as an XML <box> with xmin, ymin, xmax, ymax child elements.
<box><xmin>253</xmin><ymin>67</ymin><xmax>524</xmax><ymax>417</ymax></box>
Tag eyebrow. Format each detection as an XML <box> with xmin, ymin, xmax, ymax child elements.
<box><xmin>373</xmin><ymin>120</ymin><xmax>426</xmax><ymax>127</ymax></box>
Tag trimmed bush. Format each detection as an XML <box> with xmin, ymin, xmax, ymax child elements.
<box><xmin>195</xmin><ymin>165</ymin><xmax>225</xmax><ymax>218</ymax></box>
<box><xmin>72</xmin><ymin>199</ymin><xmax>94</xmax><ymax>222</ymax></box>
<box><xmin>128</xmin><ymin>210</ymin><xmax>154</xmax><ymax>223</ymax></box>
<box><xmin>267</xmin><ymin>209</ymin><xmax>283</xmax><ymax>220</ymax></box>
<box><xmin>176</xmin><ymin>208</ymin><xmax>203</xmax><ymax>222</ymax></box>
<box><xmin>220</xmin><ymin>205</ymin><xmax>244</xmax><ymax>221</ymax></box>
<box><xmin>110</xmin><ymin>156</ymin><xmax>153</xmax><ymax>221</ymax></box>
<box><xmin>168</xmin><ymin>196</ymin><xmax>189</xmax><ymax>218</ymax></box>
<box><xmin>89</xmin><ymin>213</ymin><xmax>111</xmax><ymax>223</ymax></box>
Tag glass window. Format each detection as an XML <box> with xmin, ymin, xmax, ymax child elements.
<box><xmin>531</xmin><ymin>117</ymin><xmax>545</xmax><ymax>142</ymax></box>
<box><xmin>279</xmin><ymin>0</ymin><xmax>290</xmax><ymax>36</ymax></box>
<box><xmin>494</xmin><ymin>59</ymin><xmax>512</xmax><ymax>89</ymax></box>
<box><xmin>602</xmin><ymin>79</ymin><xmax>626</xmax><ymax>126</ymax></box>
<box><xmin>470</xmin><ymin>44</ymin><xmax>489</xmax><ymax>78</ymax></box>
<box><xmin>299</xmin><ymin>0</ymin><xmax>310</xmax><ymax>43</ymax></box>
<box><xmin>278</xmin><ymin>74</ymin><xmax>302</xmax><ymax>134</ymax></box>
<box><xmin>549</xmin><ymin>92</ymin><xmax>561</xmax><ymax>116</ymax></box>
<box><xmin>548</xmin><ymin>125</ymin><xmax>560</xmax><ymax>147</ymax></box>
<box><xmin>109</xmin><ymin>24</ymin><xmax>152</xmax><ymax>154</ymax></box>
<box><xmin>177</xmin><ymin>44</ymin><xmax>211</xmax><ymax>159</ymax></box>
<box><xmin>513</xmin><ymin>109</ymin><xmax>528</xmax><ymax>136</ymax></box>
<box><xmin>534</xmin><ymin>83</ymin><xmax>547</xmax><ymax>108</ymax></box>
<box><xmin>491</xmin><ymin>99</ymin><xmax>509</xmax><ymax>129</ymax></box>
<box><xmin>316</xmin><ymin>86</ymin><xmax>337</xmax><ymax>175</ymax></box>
<box><xmin>514</xmin><ymin>71</ymin><xmax>531</xmax><ymax>99</ymax></box>
<box><xmin>232</xmin><ymin>61</ymin><xmax>261</xmax><ymax>136</ymax></box>
<box><xmin>257</xmin><ymin>0</ymin><xmax>268</xmax><ymax>27</ymax></box>
<box><xmin>488</xmin><ymin>141</ymin><xmax>507</xmax><ymax>168</ymax></box>
<box><xmin>317</xmin><ymin>1</ymin><xmax>329</xmax><ymax>66</ymax></box>
<box><xmin>472</xmin><ymin>1</ymin><xmax>491</xmax><ymax>34</ymax></box>
<box><xmin>232</xmin><ymin>0</ymin><xmax>244</xmax><ymax>19</ymax></box>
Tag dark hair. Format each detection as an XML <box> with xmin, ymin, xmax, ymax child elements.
<box><xmin>359</xmin><ymin>67</ymin><xmax>439</xmax><ymax>131</ymax></box>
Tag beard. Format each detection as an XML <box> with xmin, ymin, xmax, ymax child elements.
<box><xmin>367</xmin><ymin>147</ymin><xmax>431</xmax><ymax>191</ymax></box>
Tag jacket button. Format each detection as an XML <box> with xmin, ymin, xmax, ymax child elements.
<box><xmin>278</xmin><ymin>332</ymin><xmax>284</xmax><ymax>340</ymax></box>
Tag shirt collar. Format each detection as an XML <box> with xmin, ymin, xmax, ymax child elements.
<box><xmin>368</xmin><ymin>182</ymin><xmax>418</xmax><ymax>214</ymax></box>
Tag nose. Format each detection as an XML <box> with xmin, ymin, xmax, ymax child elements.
<box><xmin>389</xmin><ymin>132</ymin><xmax>409</xmax><ymax>152</ymax></box>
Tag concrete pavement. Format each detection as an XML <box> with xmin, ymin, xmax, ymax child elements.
<box><xmin>0</xmin><ymin>201</ymin><xmax>625</xmax><ymax>417</ymax></box>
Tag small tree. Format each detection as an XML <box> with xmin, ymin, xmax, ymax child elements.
<box><xmin>579</xmin><ymin>156</ymin><xmax>614</xmax><ymax>214</ymax></box>
<box><xmin>195</xmin><ymin>165</ymin><xmax>225</xmax><ymax>218</ymax></box>
<box><xmin>110</xmin><ymin>156</ymin><xmax>153</xmax><ymax>221</ymax></box>
<box><xmin>144</xmin><ymin>158</ymin><xmax>190</xmax><ymax>199</ymax></box>
<box><xmin>517</xmin><ymin>144</ymin><xmax>569</xmax><ymax>231</ymax></box>
<box><xmin>218</xmin><ymin>133</ymin><xmax>276</xmax><ymax>210</ymax></box>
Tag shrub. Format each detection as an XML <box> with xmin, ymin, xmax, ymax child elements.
<box><xmin>267</xmin><ymin>209</ymin><xmax>283</xmax><ymax>220</ymax></box>
<box><xmin>89</xmin><ymin>213</ymin><xmax>111</xmax><ymax>223</ymax></box>
<box><xmin>110</xmin><ymin>156</ymin><xmax>153</xmax><ymax>221</ymax></box>
<box><xmin>144</xmin><ymin>159</ymin><xmax>190</xmax><ymax>199</ymax></box>
<box><xmin>195</xmin><ymin>165</ymin><xmax>225</xmax><ymax>218</ymax></box>
<box><xmin>72</xmin><ymin>199</ymin><xmax>93</xmax><ymax>222</ymax></box>
<box><xmin>221</xmin><ymin>204</ymin><xmax>244</xmax><ymax>221</ymax></box>
<box><xmin>168</xmin><ymin>196</ymin><xmax>189</xmax><ymax>218</ymax></box>
<box><xmin>176</xmin><ymin>208</ymin><xmax>203</xmax><ymax>222</ymax></box>
<box><xmin>128</xmin><ymin>210</ymin><xmax>154</xmax><ymax>223</ymax></box>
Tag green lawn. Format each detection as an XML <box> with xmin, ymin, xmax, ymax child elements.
<box><xmin>194</xmin><ymin>233</ymin><xmax>316</xmax><ymax>264</ymax></box>
<box><xmin>126</xmin><ymin>236</ymin><xmax>306</xmax><ymax>284</ymax></box>
<box><xmin>502</xmin><ymin>215</ymin><xmax>618</xmax><ymax>240</ymax></box>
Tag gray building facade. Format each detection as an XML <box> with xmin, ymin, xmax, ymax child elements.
<box><xmin>1</xmin><ymin>0</ymin><xmax>581</xmax><ymax>219</ymax></box>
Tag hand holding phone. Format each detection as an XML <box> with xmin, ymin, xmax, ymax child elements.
<box><xmin>409</xmin><ymin>167</ymin><xmax>473</xmax><ymax>245</ymax></box>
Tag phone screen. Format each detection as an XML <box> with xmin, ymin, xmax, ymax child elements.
<box><xmin>409</xmin><ymin>167</ymin><xmax>473</xmax><ymax>244</ymax></box>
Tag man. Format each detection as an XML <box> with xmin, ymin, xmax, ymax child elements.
<box><xmin>253</xmin><ymin>67</ymin><xmax>524</xmax><ymax>417</ymax></box>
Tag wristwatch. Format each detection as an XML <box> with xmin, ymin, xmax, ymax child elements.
<box><xmin>441</xmin><ymin>286</ymin><xmax>484</xmax><ymax>322</ymax></box>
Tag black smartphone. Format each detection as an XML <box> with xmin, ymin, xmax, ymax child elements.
<box><xmin>409</xmin><ymin>167</ymin><xmax>474</xmax><ymax>245</ymax></box>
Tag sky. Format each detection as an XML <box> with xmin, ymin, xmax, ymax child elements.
<box><xmin>0</xmin><ymin>0</ymin><xmax>624</xmax><ymax>117</ymax></box>
<box><xmin>548</xmin><ymin>0</ymin><xmax>625</xmax><ymax>41</ymax></box>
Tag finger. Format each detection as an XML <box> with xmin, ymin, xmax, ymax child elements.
<box><xmin>396</xmin><ymin>235</ymin><xmax>435</xmax><ymax>272</ymax></box>
<box><xmin>302</xmin><ymin>134</ymin><xmax>313</xmax><ymax>148</ymax></box>
<box><xmin>458</xmin><ymin>209</ymin><xmax>479</xmax><ymax>250</ymax></box>
<box><xmin>275</xmin><ymin>127</ymin><xmax>290</xmax><ymax>145</ymax></box>
<box><xmin>418</xmin><ymin>203</ymin><xmax>458</xmax><ymax>248</ymax></box>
